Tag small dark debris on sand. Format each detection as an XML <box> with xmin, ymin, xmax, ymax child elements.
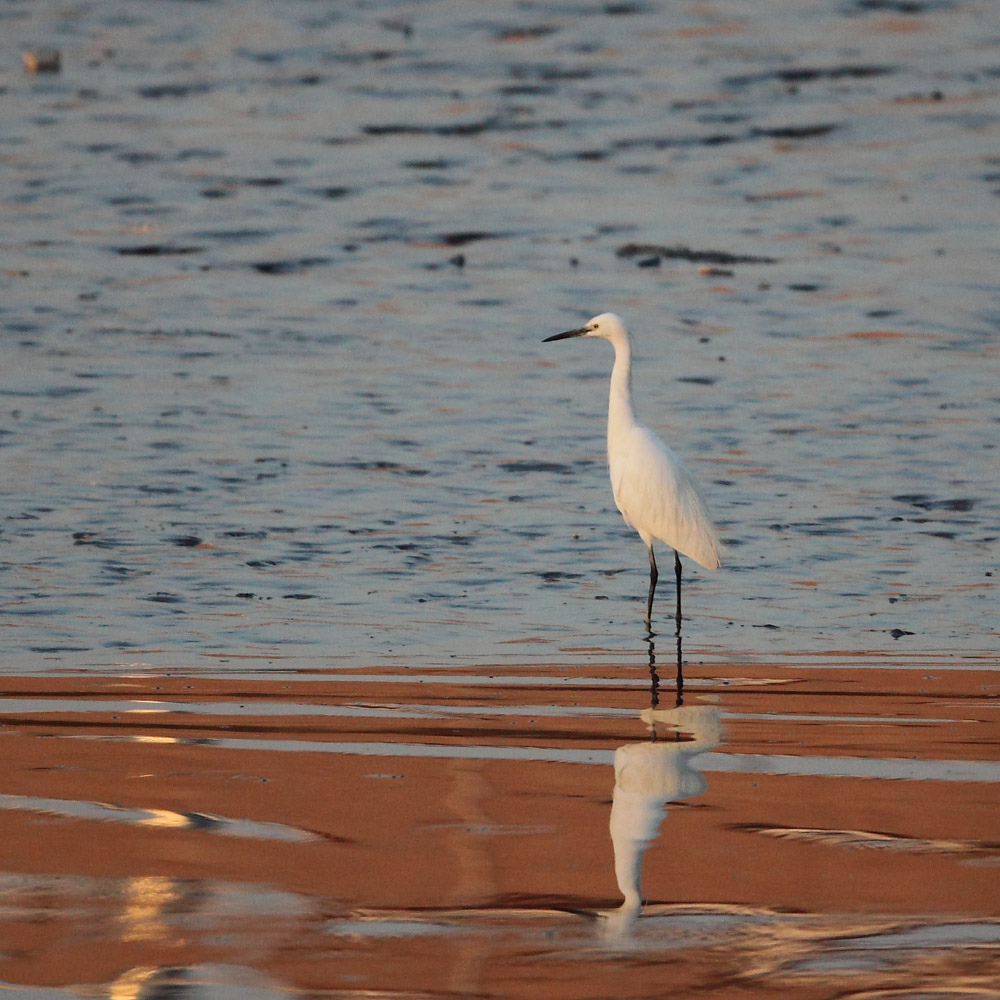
<box><xmin>23</xmin><ymin>49</ymin><xmax>61</xmax><ymax>73</ymax></box>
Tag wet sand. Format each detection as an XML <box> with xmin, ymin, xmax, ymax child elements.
<box><xmin>2</xmin><ymin>655</ymin><xmax>999</xmax><ymax>997</ymax></box>
<box><xmin>1</xmin><ymin>0</ymin><xmax>998</xmax><ymax>996</ymax></box>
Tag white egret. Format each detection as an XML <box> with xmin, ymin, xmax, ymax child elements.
<box><xmin>543</xmin><ymin>313</ymin><xmax>722</xmax><ymax>629</ymax></box>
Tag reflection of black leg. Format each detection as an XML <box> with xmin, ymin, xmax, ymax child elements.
<box><xmin>674</xmin><ymin>629</ymin><xmax>684</xmax><ymax>707</ymax></box>
<box><xmin>645</xmin><ymin>632</ymin><xmax>659</xmax><ymax>711</ymax></box>
<box><xmin>645</xmin><ymin>546</ymin><xmax>658</xmax><ymax>628</ymax></box>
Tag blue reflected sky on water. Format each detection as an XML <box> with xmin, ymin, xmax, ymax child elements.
<box><xmin>1</xmin><ymin>0</ymin><xmax>997</xmax><ymax>671</ymax></box>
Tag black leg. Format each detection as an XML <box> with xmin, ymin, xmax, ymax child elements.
<box><xmin>674</xmin><ymin>551</ymin><xmax>682</xmax><ymax>631</ymax></box>
<box><xmin>673</xmin><ymin>551</ymin><xmax>684</xmax><ymax>705</ymax></box>
<box><xmin>674</xmin><ymin>628</ymin><xmax>684</xmax><ymax>706</ymax></box>
<box><xmin>645</xmin><ymin>546</ymin><xmax>658</xmax><ymax>628</ymax></box>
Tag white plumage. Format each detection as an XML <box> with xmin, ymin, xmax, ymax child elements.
<box><xmin>610</xmin><ymin>424</ymin><xmax>721</xmax><ymax>571</ymax></box>
<box><xmin>544</xmin><ymin>312</ymin><xmax>721</xmax><ymax>628</ymax></box>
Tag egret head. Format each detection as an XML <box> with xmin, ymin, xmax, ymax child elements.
<box><xmin>543</xmin><ymin>312</ymin><xmax>626</xmax><ymax>343</ymax></box>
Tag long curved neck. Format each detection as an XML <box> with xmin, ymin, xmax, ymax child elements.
<box><xmin>607</xmin><ymin>331</ymin><xmax>637</xmax><ymax>443</ymax></box>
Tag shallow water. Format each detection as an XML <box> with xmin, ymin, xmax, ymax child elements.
<box><xmin>1</xmin><ymin>0</ymin><xmax>998</xmax><ymax>996</ymax></box>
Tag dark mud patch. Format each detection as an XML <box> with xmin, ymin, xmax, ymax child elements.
<box><xmin>338</xmin><ymin>461</ymin><xmax>430</xmax><ymax>478</ymax></box>
<box><xmin>440</xmin><ymin>231</ymin><xmax>500</xmax><ymax>247</ymax></box>
<box><xmin>116</xmin><ymin>245</ymin><xmax>203</xmax><ymax>257</ymax></box>
<box><xmin>893</xmin><ymin>495</ymin><xmax>979</xmax><ymax>512</ymax></box>
<box><xmin>168</xmin><ymin>536</ymin><xmax>203</xmax><ymax>548</ymax></box>
<box><xmin>251</xmin><ymin>258</ymin><xmax>333</xmax><ymax>276</ymax></box>
<box><xmin>751</xmin><ymin>124</ymin><xmax>837</xmax><ymax>140</ymax></box>
<box><xmin>493</xmin><ymin>25</ymin><xmax>561</xmax><ymax>42</ymax></box>
<box><xmin>846</xmin><ymin>0</ymin><xmax>952</xmax><ymax>14</ymax></box>
<box><xmin>725</xmin><ymin>65</ymin><xmax>894</xmax><ymax>89</ymax></box>
<box><xmin>616</xmin><ymin>244</ymin><xmax>777</xmax><ymax>266</ymax></box>
<box><xmin>143</xmin><ymin>592</ymin><xmax>184</xmax><ymax>604</ymax></box>
<box><xmin>499</xmin><ymin>461</ymin><xmax>577</xmax><ymax>475</ymax></box>
<box><xmin>138</xmin><ymin>82</ymin><xmax>216</xmax><ymax>100</ymax></box>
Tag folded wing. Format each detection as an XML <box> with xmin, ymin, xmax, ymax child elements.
<box><xmin>610</xmin><ymin>425</ymin><xmax>722</xmax><ymax>570</ymax></box>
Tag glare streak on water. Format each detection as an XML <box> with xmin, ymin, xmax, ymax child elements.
<box><xmin>63</xmin><ymin>734</ymin><xmax>1000</xmax><ymax>784</ymax></box>
<box><xmin>0</xmin><ymin>793</ymin><xmax>318</xmax><ymax>842</ymax></box>
<box><xmin>0</xmin><ymin>697</ymin><xmax>636</xmax><ymax>719</ymax></box>
<box><xmin>0</xmin><ymin>697</ymin><xmax>969</xmax><ymax>727</ymax></box>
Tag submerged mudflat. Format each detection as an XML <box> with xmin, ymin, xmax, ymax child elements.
<box><xmin>2</xmin><ymin>655</ymin><xmax>999</xmax><ymax>997</ymax></box>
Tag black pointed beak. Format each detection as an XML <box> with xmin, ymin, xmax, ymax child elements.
<box><xmin>543</xmin><ymin>327</ymin><xmax>587</xmax><ymax>343</ymax></box>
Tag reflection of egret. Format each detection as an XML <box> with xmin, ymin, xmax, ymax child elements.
<box><xmin>608</xmin><ymin>704</ymin><xmax>721</xmax><ymax>929</ymax></box>
<box><xmin>543</xmin><ymin>312</ymin><xmax>722</xmax><ymax>629</ymax></box>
